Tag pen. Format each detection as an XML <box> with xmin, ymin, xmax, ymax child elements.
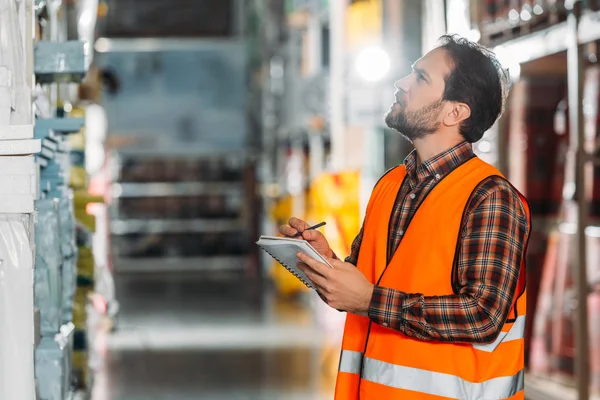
<box><xmin>294</xmin><ymin>221</ymin><xmax>326</xmax><ymax>237</ymax></box>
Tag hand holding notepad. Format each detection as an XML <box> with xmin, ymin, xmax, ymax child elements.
<box><xmin>256</xmin><ymin>235</ymin><xmax>334</xmax><ymax>290</ymax></box>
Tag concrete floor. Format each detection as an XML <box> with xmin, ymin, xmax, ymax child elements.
<box><xmin>82</xmin><ymin>270</ymin><xmax>566</xmax><ymax>400</ymax></box>
<box><xmin>90</xmin><ymin>272</ymin><xmax>340</xmax><ymax>400</ymax></box>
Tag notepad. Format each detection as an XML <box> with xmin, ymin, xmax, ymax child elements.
<box><xmin>256</xmin><ymin>235</ymin><xmax>334</xmax><ymax>290</ymax></box>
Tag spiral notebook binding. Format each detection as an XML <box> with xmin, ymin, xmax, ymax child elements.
<box><xmin>259</xmin><ymin>246</ymin><xmax>314</xmax><ymax>289</ymax></box>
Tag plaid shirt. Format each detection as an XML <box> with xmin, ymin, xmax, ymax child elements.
<box><xmin>345</xmin><ymin>141</ymin><xmax>530</xmax><ymax>344</ymax></box>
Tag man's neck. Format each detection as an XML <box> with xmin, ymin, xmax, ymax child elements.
<box><xmin>412</xmin><ymin>133</ymin><xmax>465</xmax><ymax>166</ymax></box>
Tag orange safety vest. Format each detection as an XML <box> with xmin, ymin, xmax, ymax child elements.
<box><xmin>334</xmin><ymin>156</ymin><xmax>529</xmax><ymax>400</ymax></box>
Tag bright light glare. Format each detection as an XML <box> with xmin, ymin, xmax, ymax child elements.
<box><xmin>477</xmin><ymin>140</ymin><xmax>492</xmax><ymax>153</ymax></box>
<box><xmin>509</xmin><ymin>64</ymin><xmax>521</xmax><ymax>81</ymax></box>
<box><xmin>355</xmin><ymin>47</ymin><xmax>391</xmax><ymax>82</ymax></box>
<box><xmin>466</xmin><ymin>28</ymin><xmax>481</xmax><ymax>43</ymax></box>
<box><xmin>508</xmin><ymin>9</ymin><xmax>520</xmax><ymax>22</ymax></box>
<box><xmin>94</xmin><ymin>38</ymin><xmax>111</xmax><ymax>53</ymax></box>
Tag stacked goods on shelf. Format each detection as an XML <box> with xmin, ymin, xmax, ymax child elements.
<box><xmin>503</xmin><ymin>77</ymin><xmax>568</xmax><ymax>363</ymax></box>
<box><xmin>530</xmin><ymin>64</ymin><xmax>600</xmax><ymax>391</ymax></box>
<box><xmin>110</xmin><ymin>154</ymin><xmax>252</xmax><ymax>272</ymax></box>
<box><xmin>67</xmin><ymin>106</ymin><xmax>105</xmax><ymax>392</ymax></box>
<box><xmin>33</xmin><ymin>117</ymin><xmax>84</xmax><ymax>399</ymax></box>
<box><xmin>0</xmin><ymin>1</ymin><xmax>40</xmax><ymax>399</ymax></box>
<box><xmin>94</xmin><ymin>40</ymin><xmax>254</xmax><ymax>274</ymax></box>
<box><xmin>30</xmin><ymin>7</ymin><xmax>90</xmax><ymax>396</ymax></box>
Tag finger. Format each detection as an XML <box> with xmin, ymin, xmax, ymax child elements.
<box><xmin>326</xmin><ymin>256</ymin><xmax>348</xmax><ymax>269</ymax></box>
<box><xmin>297</xmin><ymin>261</ymin><xmax>327</xmax><ymax>280</ymax></box>
<box><xmin>289</xmin><ymin>217</ymin><xmax>310</xmax><ymax>232</ymax></box>
<box><xmin>298</xmin><ymin>263</ymin><xmax>328</xmax><ymax>291</ymax></box>
<box><xmin>301</xmin><ymin>229</ymin><xmax>322</xmax><ymax>241</ymax></box>
<box><xmin>279</xmin><ymin>224</ymin><xmax>298</xmax><ymax>237</ymax></box>
<box><xmin>297</xmin><ymin>252</ymin><xmax>332</xmax><ymax>277</ymax></box>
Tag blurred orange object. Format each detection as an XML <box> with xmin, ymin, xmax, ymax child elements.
<box><xmin>306</xmin><ymin>170</ymin><xmax>361</xmax><ymax>259</ymax></box>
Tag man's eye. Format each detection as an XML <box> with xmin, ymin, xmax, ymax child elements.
<box><xmin>417</xmin><ymin>73</ymin><xmax>425</xmax><ymax>82</ymax></box>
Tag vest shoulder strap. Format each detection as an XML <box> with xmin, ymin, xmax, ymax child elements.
<box><xmin>364</xmin><ymin>164</ymin><xmax>406</xmax><ymax>218</ymax></box>
<box><xmin>376</xmin><ymin>164</ymin><xmax>406</xmax><ymax>187</ymax></box>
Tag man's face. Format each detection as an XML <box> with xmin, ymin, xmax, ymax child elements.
<box><xmin>385</xmin><ymin>47</ymin><xmax>453</xmax><ymax>141</ymax></box>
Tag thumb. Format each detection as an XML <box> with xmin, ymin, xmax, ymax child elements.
<box><xmin>302</xmin><ymin>229</ymin><xmax>321</xmax><ymax>241</ymax></box>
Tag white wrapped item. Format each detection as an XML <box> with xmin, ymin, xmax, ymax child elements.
<box><xmin>0</xmin><ymin>193</ymin><xmax>35</xmax><ymax>213</ymax></box>
<box><xmin>0</xmin><ymin>124</ymin><xmax>33</xmax><ymax>140</ymax></box>
<box><xmin>0</xmin><ymin>138</ymin><xmax>41</xmax><ymax>155</ymax></box>
<box><xmin>35</xmin><ymin>323</ymin><xmax>75</xmax><ymax>400</ymax></box>
<box><xmin>0</xmin><ymin>214</ymin><xmax>35</xmax><ymax>400</ymax></box>
<box><xmin>35</xmin><ymin>198</ymin><xmax>63</xmax><ymax>335</ymax></box>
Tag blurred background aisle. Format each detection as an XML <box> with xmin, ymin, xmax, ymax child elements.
<box><xmin>2</xmin><ymin>0</ymin><xmax>600</xmax><ymax>399</ymax></box>
<box><xmin>89</xmin><ymin>273</ymin><xmax>337</xmax><ymax>400</ymax></box>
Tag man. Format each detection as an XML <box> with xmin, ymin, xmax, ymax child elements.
<box><xmin>280</xmin><ymin>35</ymin><xmax>530</xmax><ymax>399</ymax></box>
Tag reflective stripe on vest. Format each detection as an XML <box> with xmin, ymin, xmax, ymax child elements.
<box><xmin>339</xmin><ymin>316</ymin><xmax>526</xmax><ymax>375</ymax></box>
<box><xmin>339</xmin><ymin>349</ymin><xmax>363</xmax><ymax>375</ymax></box>
<box><xmin>338</xmin><ymin>350</ymin><xmax>524</xmax><ymax>399</ymax></box>
<box><xmin>363</xmin><ymin>357</ymin><xmax>524</xmax><ymax>399</ymax></box>
<box><xmin>472</xmin><ymin>315</ymin><xmax>526</xmax><ymax>353</ymax></box>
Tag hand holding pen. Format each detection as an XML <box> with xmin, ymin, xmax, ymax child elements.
<box><xmin>279</xmin><ymin>218</ymin><xmax>333</xmax><ymax>259</ymax></box>
<box><xmin>293</xmin><ymin>221</ymin><xmax>326</xmax><ymax>237</ymax></box>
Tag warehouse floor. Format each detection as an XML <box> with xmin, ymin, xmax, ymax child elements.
<box><xmin>90</xmin><ymin>272</ymin><xmax>340</xmax><ymax>400</ymax></box>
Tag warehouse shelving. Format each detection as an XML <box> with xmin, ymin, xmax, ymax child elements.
<box><xmin>112</xmin><ymin>181</ymin><xmax>243</xmax><ymax>198</ymax></box>
<box><xmin>110</xmin><ymin>218</ymin><xmax>246</xmax><ymax>235</ymax></box>
<box><xmin>92</xmin><ymin>37</ymin><xmax>258</xmax><ymax>276</ymax></box>
<box><xmin>467</xmin><ymin>1</ymin><xmax>598</xmax><ymax>399</ymax></box>
<box><xmin>108</xmin><ymin>152</ymin><xmax>256</xmax><ymax>274</ymax></box>
<box><xmin>110</xmin><ymin>256</ymin><xmax>249</xmax><ymax>274</ymax></box>
<box><xmin>492</xmin><ymin>9</ymin><xmax>600</xmax><ymax>62</ymax></box>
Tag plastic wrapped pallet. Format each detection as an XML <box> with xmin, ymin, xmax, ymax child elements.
<box><xmin>58</xmin><ymin>193</ymin><xmax>77</xmax><ymax>323</ymax></box>
<box><xmin>35</xmin><ymin>198</ymin><xmax>64</xmax><ymax>335</ymax></box>
<box><xmin>35</xmin><ymin>323</ymin><xmax>75</xmax><ymax>400</ymax></box>
<box><xmin>0</xmin><ymin>214</ymin><xmax>35</xmax><ymax>400</ymax></box>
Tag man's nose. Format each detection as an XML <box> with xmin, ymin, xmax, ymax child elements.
<box><xmin>394</xmin><ymin>75</ymin><xmax>411</xmax><ymax>92</ymax></box>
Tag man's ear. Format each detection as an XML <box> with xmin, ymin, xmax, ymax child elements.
<box><xmin>443</xmin><ymin>103</ymin><xmax>471</xmax><ymax>127</ymax></box>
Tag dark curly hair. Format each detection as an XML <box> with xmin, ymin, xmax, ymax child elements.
<box><xmin>438</xmin><ymin>34</ymin><xmax>509</xmax><ymax>143</ymax></box>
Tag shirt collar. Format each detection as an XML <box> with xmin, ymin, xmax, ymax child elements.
<box><xmin>403</xmin><ymin>141</ymin><xmax>474</xmax><ymax>185</ymax></box>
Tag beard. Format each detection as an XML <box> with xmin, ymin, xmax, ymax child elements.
<box><xmin>385</xmin><ymin>99</ymin><xmax>444</xmax><ymax>142</ymax></box>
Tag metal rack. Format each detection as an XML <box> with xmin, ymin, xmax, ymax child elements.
<box><xmin>478</xmin><ymin>2</ymin><xmax>598</xmax><ymax>399</ymax></box>
<box><xmin>492</xmin><ymin>9</ymin><xmax>600</xmax><ymax>62</ymax></box>
<box><xmin>109</xmin><ymin>152</ymin><xmax>255</xmax><ymax>274</ymax></box>
<box><xmin>92</xmin><ymin>36</ymin><xmax>257</xmax><ymax>275</ymax></box>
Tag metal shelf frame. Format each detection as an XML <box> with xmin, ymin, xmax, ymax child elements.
<box><xmin>110</xmin><ymin>218</ymin><xmax>247</xmax><ymax>235</ymax></box>
<box><xmin>112</xmin><ymin>181</ymin><xmax>244</xmax><ymax>198</ymax></box>
<box><xmin>492</xmin><ymin>9</ymin><xmax>600</xmax><ymax>62</ymax></box>
<box><xmin>491</xmin><ymin>2</ymin><xmax>595</xmax><ymax>398</ymax></box>
<box><xmin>111</xmin><ymin>256</ymin><xmax>249</xmax><ymax>274</ymax></box>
